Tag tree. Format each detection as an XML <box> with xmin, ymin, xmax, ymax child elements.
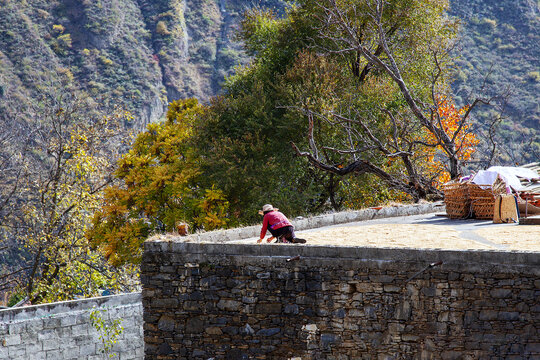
<box><xmin>0</xmin><ymin>85</ymin><xmax>138</xmax><ymax>304</ymax></box>
<box><xmin>285</xmin><ymin>0</ymin><xmax>493</xmax><ymax>200</ymax></box>
<box><xmin>88</xmin><ymin>99</ymin><xmax>231</xmax><ymax>266</ymax></box>
<box><xmin>189</xmin><ymin>7</ymin><xmax>351</xmax><ymax>221</ymax></box>
<box><xmin>0</xmin><ymin>101</ymin><xmax>33</xmax><ymax>297</ymax></box>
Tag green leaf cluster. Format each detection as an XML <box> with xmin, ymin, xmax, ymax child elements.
<box><xmin>88</xmin><ymin>99</ymin><xmax>231</xmax><ymax>265</ymax></box>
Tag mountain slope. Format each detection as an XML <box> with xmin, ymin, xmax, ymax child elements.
<box><xmin>0</xmin><ymin>0</ymin><xmax>537</xmax><ymax>161</ymax></box>
<box><xmin>449</xmin><ymin>0</ymin><xmax>540</xmax><ymax>163</ymax></box>
<box><xmin>0</xmin><ymin>0</ymin><xmax>284</xmax><ymax>128</ymax></box>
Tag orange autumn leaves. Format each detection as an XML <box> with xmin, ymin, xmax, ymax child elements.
<box><xmin>426</xmin><ymin>96</ymin><xmax>479</xmax><ymax>186</ymax></box>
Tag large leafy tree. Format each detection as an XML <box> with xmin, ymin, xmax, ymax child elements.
<box><xmin>285</xmin><ymin>0</ymin><xmax>492</xmax><ymax>200</ymax></box>
<box><xmin>88</xmin><ymin>99</ymin><xmax>231</xmax><ymax>266</ymax></box>
<box><xmin>192</xmin><ymin>7</ymin><xmax>351</xmax><ymax>222</ymax></box>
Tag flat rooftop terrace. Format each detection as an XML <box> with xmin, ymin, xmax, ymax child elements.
<box><xmin>231</xmin><ymin>213</ymin><xmax>540</xmax><ymax>252</ymax></box>
<box><xmin>155</xmin><ymin>203</ymin><xmax>539</xmax><ymax>253</ymax></box>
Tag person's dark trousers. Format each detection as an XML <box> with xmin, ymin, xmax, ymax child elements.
<box><xmin>269</xmin><ymin>226</ymin><xmax>295</xmax><ymax>242</ymax></box>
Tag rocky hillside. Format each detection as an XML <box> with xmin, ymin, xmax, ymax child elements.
<box><xmin>0</xmin><ymin>0</ymin><xmax>284</xmax><ymax>128</ymax></box>
<box><xmin>0</xmin><ymin>0</ymin><xmax>537</xmax><ymax>158</ymax></box>
<box><xmin>449</xmin><ymin>0</ymin><xmax>539</xmax><ymax>163</ymax></box>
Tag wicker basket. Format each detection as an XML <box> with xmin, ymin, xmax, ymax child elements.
<box><xmin>468</xmin><ymin>178</ymin><xmax>507</xmax><ymax>220</ymax></box>
<box><xmin>468</xmin><ymin>184</ymin><xmax>495</xmax><ymax>219</ymax></box>
<box><xmin>443</xmin><ymin>181</ymin><xmax>471</xmax><ymax>219</ymax></box>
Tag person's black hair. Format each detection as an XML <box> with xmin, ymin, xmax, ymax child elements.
<box><xmin>263</xmin><ymin>210</ymin><xmax>272</xmax><ymax>215</ymax></box>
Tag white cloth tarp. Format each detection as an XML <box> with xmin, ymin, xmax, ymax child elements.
<box><xmin>472</xmin><ymin>166</ymin><xmax>539</xmax><ymax>192</ymax></box>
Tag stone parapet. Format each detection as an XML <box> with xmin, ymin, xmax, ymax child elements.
<box><xmin>162</xmin><ymin>202</ymin><xmax>445</xmax><ymax>243</ymax></box>
<box><xmin>0</xmin><ymin>293</ymin><xmax>143</xmax><ymax>360</ymax></box>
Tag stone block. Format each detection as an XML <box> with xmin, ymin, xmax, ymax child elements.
<box><xmin>8</xmin><ymin>321</ymin><xmax>26</xmax><ymax>335</ymax></box>
<box><xmin>46</xmin><ymin>349</ymin><xmax>62</xmax><ymax>359</ymax></box>
<box><xmin>355</xmin><ymin>283</ymin><xmax>374</xmax><ymax>292</ymax></box>
<box><xmin>333</xmin><ymin>308</ymin><xmax>346</xmax><ymax>319</ymax></box>
<box><xmin>441</xmin><ymin>350</ymin><xmax>462</xmax><ymax>360</ymax></box>
<box><xmin>185</xmin><ymin>317</ymin><xmax>204</xmax><ymax>333</ymax></box>
<box><xmin>42</xmin><ymin>317</ymin><xmax>61</xmax><ymax>329</ymax></box>
<box><xmin>321</xmin><ymin>333</ymin><xmax>340</xmax><ymax>349</ymax></box>
<box><xmin>369</xmin><ymin>275</ymin><xmax>394</xmax><ymax>283</ymax></box>
<box><xmin>401</xmin><ymin>334</ymin><xmax>419</xmax><ymax>341</ymax></box>
<box><xmin>7</xmin><ymin>346</ymin><xmax>27</xmax><ymax>358</ymax></box>
<box><xmin>158</xmin><ymin>315</ymin><xmax>175</xmax><ymax>332</ymax></box>
<box><xmin>205</xmin><ymin>326</ymin><xmax>223</xmax><ymax>335</ymax></box>
<box><xmin>42</xmin><ymin>337</ymin><xmax>59</xmax><ymax>351</ymax></box>
<box><xmin>60</xmin><ymin>346</ymin><xmax>81</xmax><ymax>360</ymax></box>
<box><xmin>75</xmin><ymin>313</ymin><xmax>88</xmax><ymax>325</ymax></box>
<box><xmin>0</xmin><ymin>346</ymin><xmax>9</xmax><ymax>360</ymax></box>
<box><xmin>422</xmin><ymin>287</ymin><xmax>437</xmax><ymax>297</ymax></box>
<box><xmin>217</xmin><ymin>300</ymin><xmax>241</xmax><ymax>312</ymax></box>
<box><xmin>182</xmin><ymin>300</ymin><xmax>201</xmax><ymax>311</ymax></box>
<box><xmin>60</xmin><ymin>315</ymin><xmax>77</xmax><ymax>327</ymax></box>
<box><xmin>364</xmin><ymin>306</ymin><xmax>377</xmax><ymax>319</ymax></box>
<box><xmin>256</xmin><ymin>328</ymin><xmax>281</xmax><ymax>337</ymax></box>
<box><xmin>479</xmin><ymin>310</ymin><xmax>498</xmax><ymax>321</ymax></box>
<box><xmin>284</xmin><ymin>304</ymin><xmax>299</xmax><ymax>315</ymax></box>
<box><xmin>395</xmin><ymin>301</ymin><xmax>411</xmax><ymax>321</ymax></box>
<box><xmin>3</xmin><ymin>333</ymin><xmax>21</xmax><ymax>346</ymax></box>
<box><xmin>498</xmin><ymin>311</ymin><xmax>520</xmax><ymax>321</ymax></box>
<box><xmin>333</xmin><ymin>212</ymin><xmax>359</xmax><ymax>224</ymax></box>
<box><xmin>79</xmin><ymin>343</ymin><xmax>96</xmax><ymax>357</ymax></box>
<box><xmin>388</xmin><ymin>323</ymin><xmax>405</xmax><ymax>334</ymax></box>
<box><xmin>255</xmin><ymin>303</ymin><xmax>282</xmax><ymax>314</ymax></box>
<box><xmin>525</xmin><ymin>343</ymin><xmax>540</xmax><ymax>354</ymax></box>
<box><xmin>384</xmin><ymin>285</ymin><xmax>401</xmax><ymax>293</ymax></box>
<box><xmin>490</xmin><ymin>288</ymin><xmax>512</xmax><ymax>298</ymax></box>
<box><xmin>151</xmin><ymin>298</ymin><xmax>178</xmax><ymax>308</ymax></box>
<box><xmin>71</xmin><ymin>324</ymin><xmax>88</xmax><ymax>337</ymax></box>
<box><xmin>27</xmin><ymin>352</ymin><xmax>47</xmax><ymax>360</ymax></box>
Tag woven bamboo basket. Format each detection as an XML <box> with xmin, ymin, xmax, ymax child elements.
<box><xmin>443</xmin><ymin>181</ymin><xmax>471</xmax><ymax>219</ymax></box>
<box><xmin>468</xmin><ymin>184</ymin><xmax>495</xmax><ymax>219</ymax></box>
<box><xmin>468</xmin><ymin>179</ymin><xmax>507</xmax><ymax>219</ymax></box>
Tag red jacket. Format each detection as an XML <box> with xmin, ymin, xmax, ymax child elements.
<box><xmin>260</xmin><ymin>211</ymin><xmax>292</xmax><ymax>238</ymax></box>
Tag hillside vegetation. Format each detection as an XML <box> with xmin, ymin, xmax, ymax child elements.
<box><xmin>0</xmin><ymin>0</ymin><xmax>537</xmax><ymax>152</ymax></box>
<box><xmin>0</xmin><ymin>0</ymin><xmax>284</xmax><ymax>128</ymax></box>
<box><xmin>449</xmin><ymin>0</ymin><xmax>539</xmax><ymax>163</ymax></box>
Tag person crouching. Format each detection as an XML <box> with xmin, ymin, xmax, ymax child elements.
<box><xmin>257</xmin><ymin>204</ymin><xmax>306</xmax><ymax>244</ymax></box>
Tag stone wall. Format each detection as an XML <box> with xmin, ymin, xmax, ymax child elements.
<box><xmin>0</xmin><ymin>293</ymin><xmax>143</xmax><ymax>360</ymax></box>
<box><xmin>142</xmin><ymin>242</ymin><xmax>540</xmax><ymax>359</ymax></box>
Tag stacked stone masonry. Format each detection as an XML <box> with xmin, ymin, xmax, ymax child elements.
<box><xmin>0</xmin><ymin>293</ymin><xmax>144</xmax><ymax>360</ymax></box>
<box><xmin>142</xmin><ymin>242</ymin><xmax>540</xmax><ymax>359</ymax></box>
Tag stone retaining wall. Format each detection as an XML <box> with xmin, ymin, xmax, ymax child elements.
<box><xmin>142</xmin><ymin>241</ymin><xmax>540</xmax><ymax>359</ymax></box>
<box><xmin>0</xmin><ymin>293</ymin><xmax>143</xmax><ymax>360</ymax></box>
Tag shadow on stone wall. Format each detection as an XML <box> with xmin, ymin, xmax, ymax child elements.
<box><xmin>142</xmin><ymin>242</ymin><xmax>540</xmax><ymax>359</ymax></box>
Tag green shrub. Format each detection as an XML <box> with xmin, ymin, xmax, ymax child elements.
<box><xmin>52</xmin><ymin>24</ymin><xmax>65</xmax><ymax>33</ymax></box>
<box><xmin>526</xmin><ymin>71</ymin><xmax>540</xmax><ymax>82</ymax></box>
<box><xmin>57</xmin><ymin>33</ymin><xmax>72</xmax><ymax>48</ymax></box>
<box><xmin>501</xmin><ymin>23</ymin><xmax>516</xmax><ymax>32</ymax></box>
<box><xmin>197</xmin><ymin>43</ymin><xmax>216</xmax><ymax>61</ymax></box>
<box><xmin>99</xmin><ymin>56</ymin><xmax>114</xmax><ymax>66</ymax></box>
<box><xmin>497</xmin><ymin>44</ymin><xmax>515</xmax><ymax>51</ymax></box>
<box><xmin>480</xmin><ymin>18</ymin><xmax>497</xmax><ymax>30</ymax></box>
<box><xmin>156</xmin><ymin>20</ymin><xmax>170</xmax><ymax>36</ymax></box>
